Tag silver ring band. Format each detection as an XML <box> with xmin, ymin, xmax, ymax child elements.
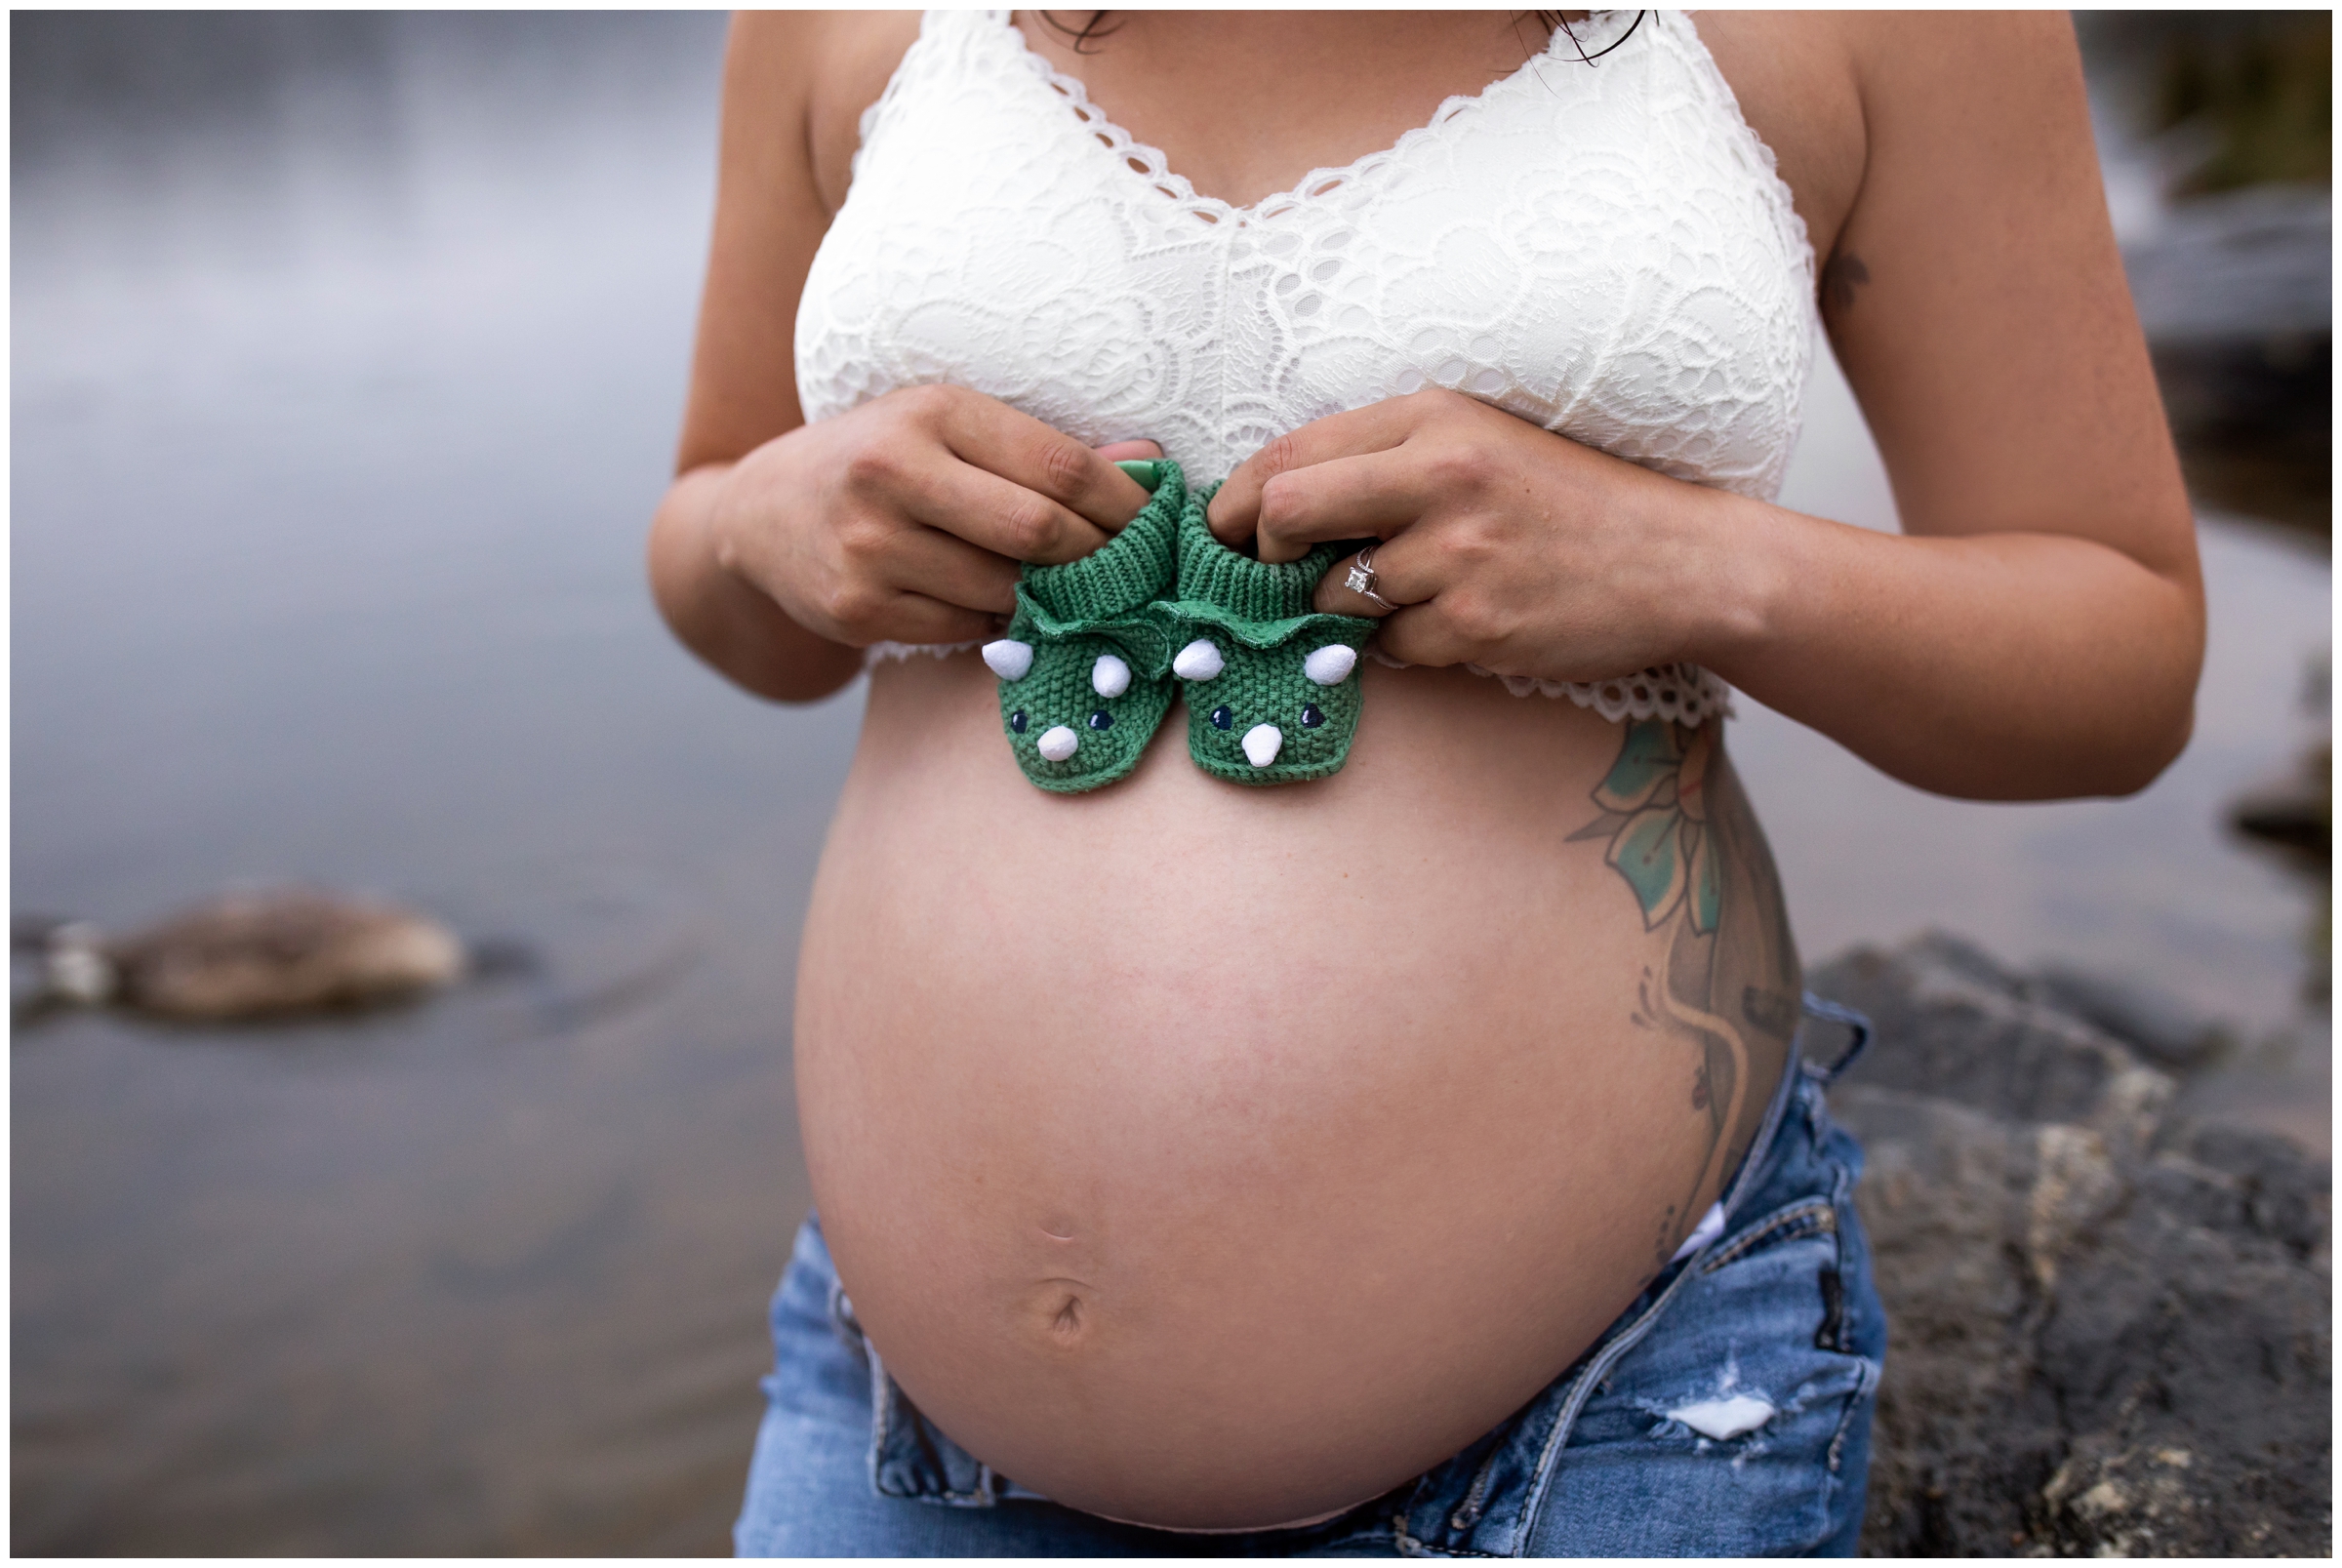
<box><xmin>1344</xmin><ymin>544</ymin><xmax>1397</xmax><ymax>612</ymax></box>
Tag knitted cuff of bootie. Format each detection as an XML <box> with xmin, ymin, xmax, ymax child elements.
<box><xmin>1156</xmin><ymin>485</ymin><xmax>1379</xmax><ymax>785</ymax></box>
<box><xmin>983</xmin><ymin>461</ymin><xmax>1184</xmax><ymax>793</ymax></box>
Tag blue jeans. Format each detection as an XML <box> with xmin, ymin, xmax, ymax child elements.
<box><xmin>737</xmin><ymin>1002</ymin><xmax>1883</xmax><ymax>1556</ymax></box>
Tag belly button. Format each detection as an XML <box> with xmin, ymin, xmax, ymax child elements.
<box><xmin>1051</xmin><ymin>1294</ymin><xmax>1083</xmax><ymax>1339</ymax></box>
<box><xmin>1031</xmin><ymin>1277</ymin><xmax>1092</xmax><ymax>1346</ymax></box>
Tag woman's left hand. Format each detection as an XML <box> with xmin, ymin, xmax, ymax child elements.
<box><xmin>1205</xmin><ymin>388</ymin><xmax>1733</xmax><ymax>685</ymax></box>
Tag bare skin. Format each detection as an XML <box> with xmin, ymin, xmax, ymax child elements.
<box><xmin>650</xmin><ymin>10</ymin><xmax>2202</xmax><ymax>1530</ymax></box>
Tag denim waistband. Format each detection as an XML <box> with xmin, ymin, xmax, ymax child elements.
<box><xmin>1702</xmin><ymin>989</ymin><xmax>1863</xmax><ymax>1233</ymax></box>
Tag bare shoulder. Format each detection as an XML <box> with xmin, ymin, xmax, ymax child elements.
<box><xmin>1831</xmin><ymin>10</ymin><xmax>2103</xmax><ymax>231</ymax></box>
<box><xmin>1762</xmin><ymin>13</ymin><xmax>2191</xmax><ymax>570</ymax></box>
<box><xmin>675</xmin><ymin>11</ymin><xmax>920</xmax><ymax>469</ymax></box>
<box><xmin>1837</xmin><ymin>11</ymin><xmax>2091</xmax><ymax>120</ymax></box>
<box><xmin>795</xmin><ymin>11</ymin><xmax>924</xmax><ymax>215</ymax></box>
<box><xmin>1694</xmin><ymin>13</ymin><xmax>2100</xmax><ymax>285</ymax></box>
<box><xmin>714</xmin><ymin>12</ymin><xmax>919</xmax><ymax>216</ymax></box>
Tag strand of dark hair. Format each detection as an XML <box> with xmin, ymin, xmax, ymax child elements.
<box><xmin>1554</xmin><ymin>9</ymin><xmax>1644</xmax><ymax>63</ymax></box>
<box><xmin>1036</xmin><ymin>11</ymin><xmax>1646</xmax><ymax>61</ymax></box>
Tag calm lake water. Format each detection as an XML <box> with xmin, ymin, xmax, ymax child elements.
<box><xmin>12</xmin><ymin>15</ymin><xmax>2329</xmax><ymax>1555</ymax></box>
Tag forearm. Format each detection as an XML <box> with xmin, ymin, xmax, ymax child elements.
<box><xmin>1690</xmin><ymin>495</ymin><xmax>2203</xmax><ymax>800</ymax></box>
<box><xmin>647</xmin><ymin>463</ymin><xmax>864</xmax><ymax>704</ymax></box>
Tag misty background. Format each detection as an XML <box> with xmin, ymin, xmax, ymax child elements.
<box><xmin>13</xmin><ymin>12</ymin><xmax>2329</xmax><ymax>1554</ymax></box>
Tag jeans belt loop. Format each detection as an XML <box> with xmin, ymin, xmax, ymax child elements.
<box><xmin>1799</xmin><ymin>990</ymin><xmax>1874</xmax><ymax>1083</ymax></box>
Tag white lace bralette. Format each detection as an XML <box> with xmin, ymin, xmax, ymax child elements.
<box><xmin>795</xmin><ymin>9</ymin><xmax>1816</xmax><ymax>728</ymax></box>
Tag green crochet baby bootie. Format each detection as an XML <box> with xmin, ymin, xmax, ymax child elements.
<box><xmin>983</xmin><ymin>461</ymin><xmax>1182</xmax><ymax>793</ymax></box>
<box><xmin>1156</xmin><ymin>486</ymin><xmax>1379</xmax><ymax>785</ymax></box>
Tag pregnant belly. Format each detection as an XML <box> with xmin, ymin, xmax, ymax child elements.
<box><xmin>794</xmin><ymin>653</ymin><xmax>1800</xmax><ymax>1530</ymax></box>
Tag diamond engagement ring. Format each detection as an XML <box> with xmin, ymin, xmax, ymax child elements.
<box><xmin>1344</xmin><ymin>544</ymin><xmax>1396</xmax><ymax>612</ymax></box>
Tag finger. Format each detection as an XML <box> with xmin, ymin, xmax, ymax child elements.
<box><xmin>902</xmin><ymin>459</ymin><xmax>1114</xmax><ymax>566</ymax></box>
<box><xmin>1207</xmin><ymin>399</ymin><xmax>1427</xmax><ymax>544</ymax></box>
<box><xmin>1312</xmin><ymin>524</ymin><xmax>1441</xmax><ymax>617</ymax></box>
<box><xmin>1253</xmin><ymin>449</ymin><xmax>1429</xmax><ymax>564</ymax></box>
<box><xmin>930</xmin><ymin>390</ymin><xmax>1157</xmax><ymax>532</ymax></box>
<box><xmin>885</xmin><ymin>526</ymin><xmax>1023</xmax><ymax>617</ymax></box>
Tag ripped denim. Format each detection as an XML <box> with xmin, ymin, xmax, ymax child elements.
<box><xmin>735</xmin><ymin>999</ymin><xmax>1884</xmax><ymax>1557</ymax></box>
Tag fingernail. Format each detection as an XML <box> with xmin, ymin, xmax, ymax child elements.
<box><xmin>1114</xmin><ymin>459</ymin><xmax>1162</xmax><ymax>492</ymax></box>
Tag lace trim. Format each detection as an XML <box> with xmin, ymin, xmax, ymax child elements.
<box><xmin>1490</xmin><ymin>663</ymin><xmax>1735</xmax><ymax>727</ymax></box>
<box><xmin>849</xmin><ymin>14</ymin><xmax>943</xmax><ymax>184</ymax></box>
<box><xmin>872</xmin><ymin>638</ymin><xmax>1732</xmax><ymax>726</ymax></box>
<box><xmin>982</xmin><ymin>9</ymin><xmax>1639</xmax><ymax>232</ymax></box>
<box><xmin>1364</xmin><ymin>645</ymin><xmax>1731</xmax><ymax>726</ymax></box>
<box><xmin>865</xmin><ymin>639</ymin><xmax>983</xmax><ymax>669</ymax></box>
<box><xmin>1660</xmin><ymin>11</ymin><xmax>1816</xmax><ymax>294</ymax></box>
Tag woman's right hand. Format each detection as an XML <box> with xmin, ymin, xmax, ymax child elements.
<box><xmin>707</xmin><ymin>383</ymin><xmax>1161</xmax><ymax>651</ymax></box>
<box><xmin>654</xmin><ymin>16</ymin><xmax>1160</xmax><ymax>701</ymax></box>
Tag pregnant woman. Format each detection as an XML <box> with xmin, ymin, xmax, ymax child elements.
<box><xmin>650</xmin><ymin>11</ymin><xmax>2202</xmax><ymax>1555</ymax></box>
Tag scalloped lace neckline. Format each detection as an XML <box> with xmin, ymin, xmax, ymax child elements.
<box><xmin>988</xmin><ymin>10</ymin><xmax>1620</xmax><ymax>225</ymax></box>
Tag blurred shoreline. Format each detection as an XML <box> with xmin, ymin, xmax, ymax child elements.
<box><xmin>2084</xmin><ymin>11</ymin><xmax>2332</xmax><ymax>542</ymax></box>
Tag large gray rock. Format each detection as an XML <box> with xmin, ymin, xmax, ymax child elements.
<box><xmin>1811</xmin><ymin>935</ymin><xmax>2330</xmax><ymax>1556</ymax></box>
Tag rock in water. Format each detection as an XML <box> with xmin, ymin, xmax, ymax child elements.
<box><xmin>67</xmin><ymin>889</ymin><xmax>465</xmax><ymax>1022</ymax></box>
<box><xmin>1812</xmin><ymin>934</ymin><xmax>2330</xmax><ymax>1557</ymax></box>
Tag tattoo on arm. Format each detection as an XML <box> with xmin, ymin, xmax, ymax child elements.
<box><xmin>1821</xmin><ymin>250</ymin><xmax>1870</xmax><ymax>315</ymax></box>
<box><xmin>1568</xmin><ymin>719</ymin><xmax>1802</xmax><ymax>1266</ymax></box>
